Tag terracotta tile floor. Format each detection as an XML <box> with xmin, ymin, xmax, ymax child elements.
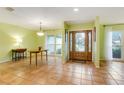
<box><xmin>0</xmin><ymin>56</ymin><xmax>124</xmax><ymax>85</ymax></box>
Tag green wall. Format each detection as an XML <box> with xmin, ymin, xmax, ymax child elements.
<box><xmin>94</xmin><ymin>16</ymin><xmax>100</xmax><ymax>67</ymax></box>
<box><xmin>0</xmin><ymin>23</ymin><xmax>39</xmax><ymax>63</ymax></box>
<box><xmin>67</xmin><ymin>23</ymin><xmax>94</xmax><ymax>31</ymax></box>
<box><xmin>110</xmin><ymin>24</ymin><xmax>124</xmax><ymax>30</ymax></box>
<box><xmin>100</xmin><ymin>25</ymin><xmax>105</xmax><ymax>60</ymax></box>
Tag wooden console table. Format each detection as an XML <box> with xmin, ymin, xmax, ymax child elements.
<box><xmin>29</xmin><ymin>50</ymin><xmax>48</xmax><ymax>66</ymax></box>
<box><xmin>12</xmin><ymin>48</ymin><xmax>27</xmax><ymax>61</ymax></box>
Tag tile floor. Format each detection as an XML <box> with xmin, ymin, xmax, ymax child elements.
<box><xmin>0</xmin><ymin>56</ymin><xmax>124</xmax><ymax>85</ymax></box>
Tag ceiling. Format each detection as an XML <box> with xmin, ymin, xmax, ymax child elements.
<box><xmin>0</xmin><ymin>7</ymin><xmax>124</xmax><ymax>30</ymax></box>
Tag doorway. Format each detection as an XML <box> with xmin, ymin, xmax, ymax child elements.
<box><xmin>69</xmin><ymin>30</ymin><xmax>92</xmax><ymax>61</ymax></box>
<box><xmin>46</xmin><ymin>34</ymin><xmax>62</xmax><ymax>56</ymax></box>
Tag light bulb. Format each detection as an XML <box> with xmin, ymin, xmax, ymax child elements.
<box><xmin>73</xmin><ymin>8</ymin><xmax>79</xmax><ymax>12</ymax></box>
<box><xmin>37</xmin><ymin>32</ymin><xmax>44</xmax><ymax>36</ymax></box>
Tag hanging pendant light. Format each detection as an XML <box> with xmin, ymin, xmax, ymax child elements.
<box><xmin>37</xmin><ymin>22</ymin><xmax>44</xmax><ymax>36</ymax></box>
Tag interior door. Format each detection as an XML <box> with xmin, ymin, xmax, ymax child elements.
<box><xmin>69</xmin><ymin>30</ymin><xmax>92</xmax><ymax>61</ymax></box>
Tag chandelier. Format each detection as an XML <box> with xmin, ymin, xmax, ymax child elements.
<box><xmin>37</xmin><ymin>22</ymin><xmax>44</xmax><ymax>36</ymax></box>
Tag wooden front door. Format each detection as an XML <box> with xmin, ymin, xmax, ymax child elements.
<box><xmin>69</xmin><ymin>30</ymin><xmax>92</xmax><ymax>61</ymax></box>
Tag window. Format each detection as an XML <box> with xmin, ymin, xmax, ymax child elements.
<box><xmin>47</xmin><ymin>36</ymin><xmax>55</xmax><ymax>44</ymax></box>
<box><xmin>47</xmin><ymin>35</ymin><xmax>55</xmax><ymax>55</ymax></box>
<box><xmin>56</xmin><ymin>35</ymin><xmax>62</xmax><ymax>54</ymax></box>
<box><xmin>46</xmin><ymin>34</ymin><xmax>62</xmax><ymax>56</ymax></box>
<box><xmin>112</xmin><ymin>32</ymin><xmax>122</xmax><ymax>59</ymax></box>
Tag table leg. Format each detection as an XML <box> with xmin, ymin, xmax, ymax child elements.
<box><xmin>17</xmin><ymin>52</ymin><xmax>19</xmax><ymax>60</ymax></box>
<box><xmin>15</xmin><ymin>52</ymin><xmax>17</xmax><ymax>61</ymax></box>
<box><xmin>36</xmin><ymin>53</ymin><xmax>37</xmax><ymax>66</ymax></box>
<box><xmin>19</xmin><ymin>53</ymin><xmax>20</xmax><ymax>59</ymax></box>
<box><xmin>12</xmin><ymin>51</ymin><xmax>13</xmax><ymax>61</ymax></box>
<box><xmin>30</xmin><ymin>52</ymin><xmax>31</xmax><ymax>65</ymax></box>
<box><xmin>41</xmin><ymin>52</ymin><xmax>42</xmax><ymax>60</ymax></box>
<box><xmin>23</xmin><ymin>52</ymin><xmax>24</xmax><ymax>59</ymax></box>
<box><xmin>46</xmin><ymin>51</ymin><xmax>48</xmax><ymax>61</ymax></box>
<box><xmin>25</xmin><ymin>51</ymin><xmax>27</xmax><ymax>58</ymax></box>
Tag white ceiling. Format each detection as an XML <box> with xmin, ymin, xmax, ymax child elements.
<box><xmin>0</xmin><ymin>7</ymin><xmax>124</xmax><ymax>30</ymax></box>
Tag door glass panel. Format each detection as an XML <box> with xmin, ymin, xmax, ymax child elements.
<box><xmin>75</xmin><ymin>32</ymin><xmax>85</xmax><ymax>51</ymax></box>
<box><xmin>56</xmin><ymin>35</ymin><xmax>62</xmax><ymax>44</ymax></box>
<box><xmin>88</xmin><ymin>32</ymin><xmax>91</xmax><ymax>52</ymax></box>
<box><xmin>47</xmin><ymin>35</ymin><xmax>55</xmax><ymax>44</ymax></box>
<box><xmin>112</xmin><ymin>47</ymin><xmax>121</xmax><ymax>58</ymax></box>
<box><xmin>56</xmin><ymin>35</ymin><xmax>62</xmax><ymax>55</ymax></box>
<box><xmin>112</xmin><ymin>32</ymin><xmax>121</xmax><ymax>59</ymax></box>
<box><xmin>47</xmin><ymin>35</ymin><xmax>62</xmax><ymax>55</ymax></box>
<box><xmin>56</xmin><ymin>45</ymin><xmax>62</xmax><ymax>54</ymax></box>
<box><xmin>47</xmin><ymin>44</ymin><xmax>55</xmax><ymax>55</ymax></box>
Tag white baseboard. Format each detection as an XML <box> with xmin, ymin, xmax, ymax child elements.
<box><xmin>0</xmin><ymin>59</ymin><xmax>11</xmax><ymax>63</ymax></box>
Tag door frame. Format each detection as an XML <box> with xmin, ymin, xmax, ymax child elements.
<box><xmin>68</xmin><ymin>30</ymin><xmax>92</xmax><ymax>61</ymax></box>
